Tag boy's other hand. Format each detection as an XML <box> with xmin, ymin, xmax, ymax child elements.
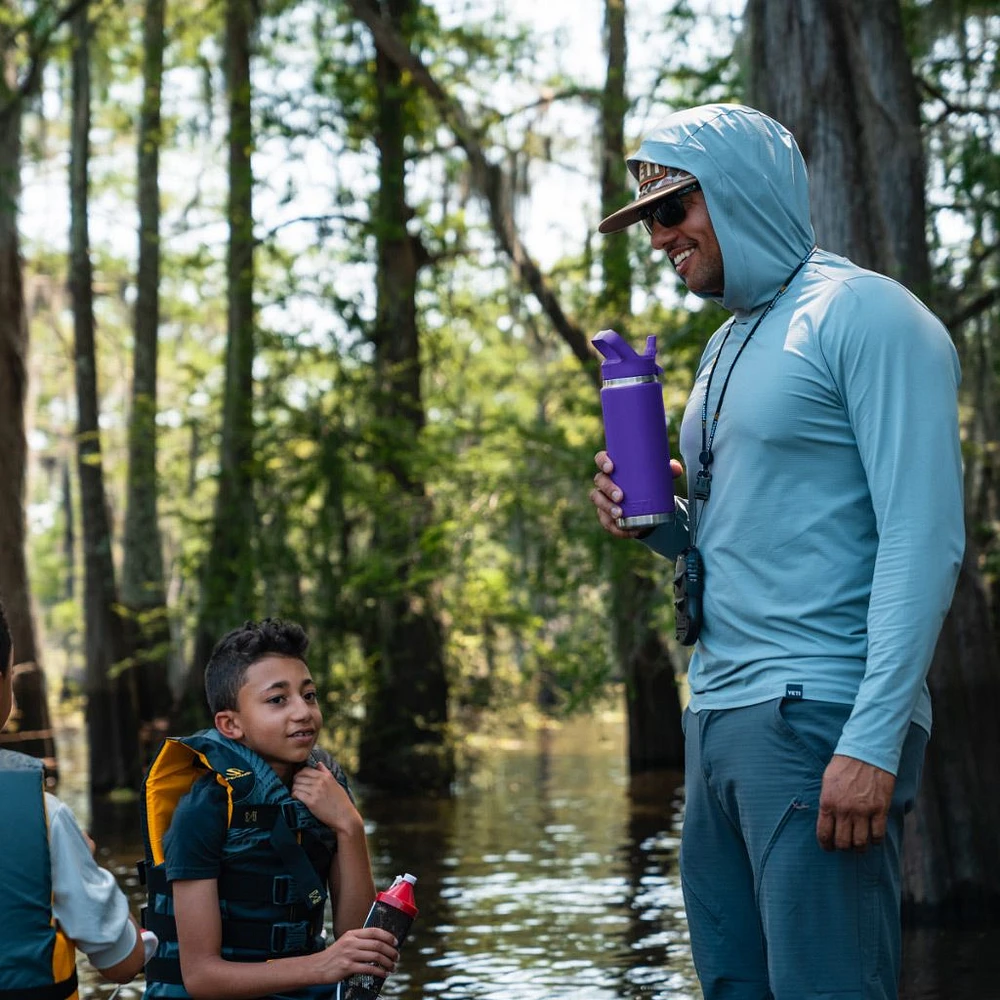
<box><xmin>312</xmin><ymin>926</ymin><xmax>398</xmax><ymax>984</ymax></box>
<box><xmin>291</xmin><ymin>761</ymin><xmax>362</xmax><ymax>834</ymax></box>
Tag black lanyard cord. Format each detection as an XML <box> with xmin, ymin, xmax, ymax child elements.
<box><xmin>689</xmin><ymin>248</ymin><xmax>815</xmax><ymax>544</ymax></box>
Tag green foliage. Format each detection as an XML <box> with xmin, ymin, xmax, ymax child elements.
<box><xmin>18</xmin><ymin>0</ymin><xmax>1000</xmax><ymax>753</ymax></box>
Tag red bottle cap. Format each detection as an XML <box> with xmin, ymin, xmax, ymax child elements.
<box><xmin>376</xmin><ymin>873</ymin><xmax>419</xmax><ymax>918</ymax></box>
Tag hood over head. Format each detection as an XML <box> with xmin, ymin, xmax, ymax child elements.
<box><xmin>612</xmin><ymin>103</ymin><xmax>816</xmax><ymax>315</ymax></box>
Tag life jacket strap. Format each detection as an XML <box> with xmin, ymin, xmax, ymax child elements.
<box><xmin>268</xmin><ymin>811</ymin><xmax>327</xmax><ymax>911</ymax></box>
<box><xmin>222</xmin><ymin>918</ymin><xmax>323</xmax><ymax>955</ymax></box>
<box><xmin>0</xmin><ymin>971</ymin><xmax>78</xmax><ymax>1000</ymax></box>
<box><xmin>217</xmin><ymin>872</ymin><xmax>306</xmax><ymax>908</ymax></box>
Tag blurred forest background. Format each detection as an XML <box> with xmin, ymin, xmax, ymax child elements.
<box><xmin>1</xmin><ymin>0</ymin><xmax>999</xmax><ymax>924</ymax></box>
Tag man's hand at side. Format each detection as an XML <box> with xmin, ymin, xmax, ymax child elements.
<box><xmin>817</xmin><ymin>754</ymin><xmax>895</xmax><ymax>852</ymax></box>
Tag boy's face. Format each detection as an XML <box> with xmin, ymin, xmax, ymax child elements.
<box><xmin>215</xmin><ymin>656</ymin><xmax>322</xmax><ymax>782</ymax></box>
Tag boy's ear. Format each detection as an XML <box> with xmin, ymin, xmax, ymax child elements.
<box><xmin>215</xmin><ymin>710</ymin><xmax>243</xmax><ymax>740</ymax></box>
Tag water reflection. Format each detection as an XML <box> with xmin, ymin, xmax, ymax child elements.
<box><xmin>62</xmin><ymin>712</ymin><xmax>998</xmax><ymax>999</ymax></box>
<box><xmin>361</xmin><ymin>716</ymin><xmax>695</xmax><ymax>999</ymax></box>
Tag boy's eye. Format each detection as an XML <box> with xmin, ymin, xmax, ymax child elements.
<box><xmin>303</xmin><ymin>690</ymin><xmax>318</xmax><ymax>702</ymax></box>
<box><xmin>267</xmin><ymin>695</ymin><xmax>287</xmax><ymax>705</ymax></box>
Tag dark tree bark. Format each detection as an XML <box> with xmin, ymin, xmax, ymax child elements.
<box><xmin>69</xmin><ymin>5</ymin><xmax>141</xmax><ymax>795</ymax></box>
<box><xmin>745</xmin><ymin>0</ymin><xmax>1000</xmax><ymax>921</ymax></box>
<box><xmin>182</xmin><ymin>0</ymin><xmax>257</xmax><ymax>727</ymax></box>
<box><xmin>599</xmin><ymin>0</ymin><xmax>683</xmax><ymax>771</ymax></box>
<box><xmin>0</xmin><ymin>21</ymin><xmax>59</xmax><ymax>784</ymax></box>
<box><xmin>745</xmin><ymin>0</ymin><xmax>931</xmax><ymax>300</ymax></box>
<box><xmin>355</xmin><ymin>0</ymin><xmax>453</xmax><ymax>793</ymax></box>
<box><xmin>123</xmin><ymin>0</ymin><xmax>172</xmax><ymax>746</ymax></box>
<box><xmin>61</xmin><ymin>457</ymin><xmax>75</xmax><ymax>602</ymax></box>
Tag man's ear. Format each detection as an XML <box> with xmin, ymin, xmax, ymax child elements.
<box><xmin>215</xmin><ymin>710</ymin><xmax>243</xmax><ymax>740</ymax></box>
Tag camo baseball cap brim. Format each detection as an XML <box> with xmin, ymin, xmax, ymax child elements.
<box><xmin>598</xmin><ymin>163</ymin><xmax>698</xmax><ymax>234</ymax></box>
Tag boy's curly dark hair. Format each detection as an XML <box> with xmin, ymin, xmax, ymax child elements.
<box><xmin>0</xmin><ymin>599</ymin><xmax>11</xmax><ymax>677</ymax></box>
<box><xmin>204</xmin><ymin>618</ymin><xmax>309</xmax><ymax>714</ymax></box>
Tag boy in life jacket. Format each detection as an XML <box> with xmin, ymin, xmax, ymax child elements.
<box><xmin>0</xmin><ymin>597</ymin><xmax>146</xmax><ymax>999</ymax></box>
<box><xmin>140</xmin><ymin>618</ymin><xmax>398</xmax><ymax>1000</ymax></box>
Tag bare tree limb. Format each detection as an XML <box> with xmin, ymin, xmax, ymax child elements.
<box><xmin>342</xmin><ymin>0</ymin><xmax>596</xmax><ymax>378</ymax></box>
<box><xmin>0</xmin><ymin>0</ymin><xmax>92</xmax><ymax>127</ymax></box>
<box><xmin>945</xmin><ymin>286</ymin><xmax>1000</xmax><ymax>334</ymax></box>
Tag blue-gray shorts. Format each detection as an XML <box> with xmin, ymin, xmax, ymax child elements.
<box><xmin>681</xmin><ymin>698</ymin><xmax>926</xmax><ymax>1000</ymax></box>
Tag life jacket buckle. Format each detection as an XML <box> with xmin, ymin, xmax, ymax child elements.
<box><xmin>280</xmin><ymin>801</ymin><xmax>302</xmax><ymax>831</ymax></box>
<box><xmin>272</xmin><ymin>875</ymin><xmax>295</xmax><ymax>905</ymax></box>
<box><xmin>270</xmin><ymin>920</ymin><xmax>310</xmax><ymax>954</ymax></box>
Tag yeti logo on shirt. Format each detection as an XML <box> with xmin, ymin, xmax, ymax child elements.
<box><xmin>786</xmin><ymin>684</ymin><xmax>804</xmax><ymax>699</ymax></box>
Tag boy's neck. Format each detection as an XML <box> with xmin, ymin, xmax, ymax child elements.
<box><xmin>217</xmin><ymin>729</ymin><xmax>305</xmax><ymax>785</ymax></box>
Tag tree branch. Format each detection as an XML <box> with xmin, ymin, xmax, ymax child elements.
<box><xmin>0</xmin><ymin>0</ymin><xmax>93</xmax><ymax>127</ymax></box>
<box><xmin>342</xmin><ymin>0</ymin><xmax>597</xmax><ymax>379</ymax></box>
<box><xmin>918</xmin><ymin>76</ymin><xmax>998</xmax><ymax>122</ymax></box>
<box><xmin>945</xmin><ymin>286</ymin><xmax>1000</xmax><ymax>334</ymax></box>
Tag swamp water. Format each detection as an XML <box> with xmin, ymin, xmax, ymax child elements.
<box><xmin>59</xmin><ymin>713</ymin><xmax>997</xmax><ymax>999</ymax></box>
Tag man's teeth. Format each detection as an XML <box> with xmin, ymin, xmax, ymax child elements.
<box><xmin>671</xmin><ymin>248</ymin><xmax>694</xmax><ymax>267</ymax></box>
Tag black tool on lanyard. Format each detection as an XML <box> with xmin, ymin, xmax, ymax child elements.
<box><xmin>674</xmin><ymin>249</ymin><xmax>814</xmax><ymax>646</ymax></box>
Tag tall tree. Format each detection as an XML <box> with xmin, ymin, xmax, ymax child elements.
<box><xmin>745</xmin><ymin>0</ymin><xmax>1000</xmax><ymax>920</ymax></box>
<box><xmin>69</xmin><ymin>2</ymin><xmax>141</xmax><ymax>794</ymax></box>
<box><xmin>344</xmin><ymin>0</ymin><xmax>689</xmax><ymax>772</ymax></box>
<box><xmin>598</xmin><ymin>0</ymin><xmax>684</xmax><ymax>772</ymax></box>
<box><xmin>122</xmin><ymin>0</ymin><xmax>172</xmax><ymax>739</ymax></box>
<box><xmin>0</xmin><ymin>20</ymin><xmax>58</xmax><ymax>779</ymax></box>
<box><xmin>355</xmin><ymin>0</ymin><xmax>453</xmax><ymax>793</ymax></box>
<box><xmin>184</xmin><ymin>0</ymin><xmax>257</xmax><ymax>723</ymax></box>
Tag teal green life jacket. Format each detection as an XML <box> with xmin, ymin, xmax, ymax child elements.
<box><xmin>0</xmin><ymin>749</ymin><xmax>79</xmax><ymax>1000</ymax></box>
<box><xmin>139</xmin><ymin>729</ymin><xmax>341</xmax><ymax>999</ymax></box>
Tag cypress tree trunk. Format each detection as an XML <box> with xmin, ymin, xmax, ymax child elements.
<box><xmin>745</xmin><ymin>0</ymin><xmax>1000</xmax><ymax>920</ymax></box>
<box><xmin>123</xmin><ymin>0</ymin><xmax>172</xmax><ymax>744</ymax></box>
<box><xmin>599</xmin><ymin>0</ymin><xmax>684</xmax><ymax>772</ymax></box>
<box><xmin>0</xmin><ymin>36</ymin><xmax>58</xmax><ymax>782</ymax></box>
<box><xmin>69</xmin><ymin>5</ymin><xmax>141</xmax><ymax>795</ymax></box>
<box><xmin>183</xmin><ymin>0</ymin><xmax>257</xmax><ymax>725</ymax></box>
<box><xmin>356</xmin><ymin>0</ymin><xmax>453</xmax><ymax>793</ymax></box>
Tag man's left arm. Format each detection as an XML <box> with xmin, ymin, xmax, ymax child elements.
<box><xmin>818</xmin><ymin>280</ymin><xmax>965</xmax><ymax>851</ymax></box>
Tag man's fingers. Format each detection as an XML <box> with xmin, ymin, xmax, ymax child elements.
<box><xmin>833</xmin><ymin>813</ymin><xmax>854</xmax><ymax>852</ymax></box>
<box><xmin>870</xmin><ymin>811</ymin><xmax>887</xmax><ymax>846</ymax></box>
<box><xmin>818</xmin><ymin>809</ymin><xmax>887</xmax><ymax>852</ymax></box>
<box><xmin>851</xmin><ymin>817</ymin><xmax>871</xmax><ymax>853</ymax></box>
<box><xmin>816</xmin><ymin>810</ymin><xmax>835</xmax><ymax>852</ymax></box>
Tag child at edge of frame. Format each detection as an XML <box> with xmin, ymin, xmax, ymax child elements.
<box><xmin>139</xmin><ymin>617</ymin><xmax>399</xmax><ymax>1000</ymax></box>
<box><xmin>0</xmin><ymin>596</ymin><xmax>146</xmax><ymax>995</ymax></box>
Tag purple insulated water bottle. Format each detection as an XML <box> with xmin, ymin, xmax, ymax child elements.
<box><xmin>592</xmin><ymin>329</ymin><xmax>675</xmax><ymax>530</ymax></box>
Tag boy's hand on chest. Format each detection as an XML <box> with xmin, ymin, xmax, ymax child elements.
<box><xmin>291</xmin><ymin>760</ymin><xmax>363</xmax><ymax>834</ymax></box>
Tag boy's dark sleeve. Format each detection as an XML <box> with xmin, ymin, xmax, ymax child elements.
<box><xmin>163</xmin><ymin>774</ymin><xmax>229</xmax><ymax>881</ymax></box>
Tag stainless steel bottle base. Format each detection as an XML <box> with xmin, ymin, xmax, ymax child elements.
<box><xmin>616</xmin><ymin>511</ymin><xmax>674</xmax><ymax>530</ymax></box>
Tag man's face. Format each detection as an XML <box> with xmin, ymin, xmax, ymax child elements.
<box><xmin>215</xmin><ymin>655</ymin><xmax>323</xmax><ymax>782</ymax></box>
<box><xmin>648</xmin><ymin>188</ymin><xmax>724</xmax><ymax>296</ymax></box>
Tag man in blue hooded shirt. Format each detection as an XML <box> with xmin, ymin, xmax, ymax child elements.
<box><xmin>591</xmin><ymin>104</ymin><xmax>964</xmax><ymax>999</ymax></box>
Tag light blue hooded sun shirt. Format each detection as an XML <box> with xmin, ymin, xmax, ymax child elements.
<box><xmin>633</xmin><ymin>104</ymin><xmax>964</xmax><ymax>775</ymax></box>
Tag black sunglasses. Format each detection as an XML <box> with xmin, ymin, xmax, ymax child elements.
<box><xmin>640</xmin><ymin>182</ymin><xmax>701</xmax><ymax>234</ymax></box>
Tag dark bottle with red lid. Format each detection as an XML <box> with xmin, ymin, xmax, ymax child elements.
<box><xmin>339</xmin><ymin>874</ymin><xmax>419</xmax><ymax>1000</ymax></box>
